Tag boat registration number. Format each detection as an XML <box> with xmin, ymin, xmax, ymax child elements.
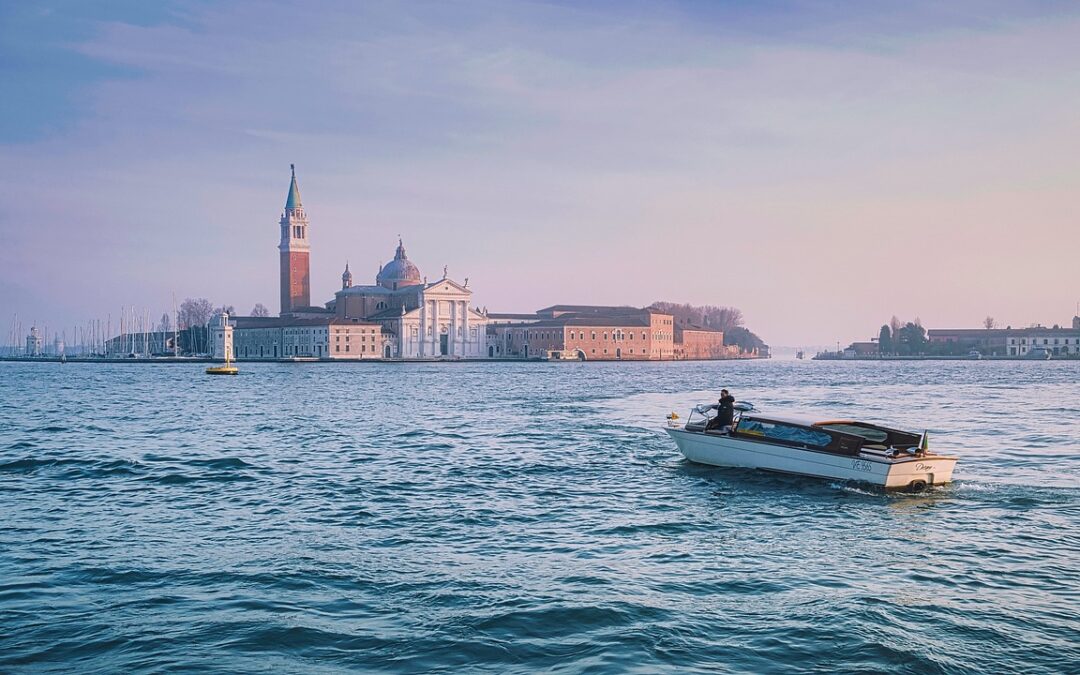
<box><xmin>851</xmin><ymin>460</ymin><xmax>874</xmax><ymax>473</ymax></box>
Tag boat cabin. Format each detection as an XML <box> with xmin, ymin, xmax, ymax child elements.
<box><xmin>683</xmin><ymin>405</ymin><xmax>922</xmax><ymax>458</ymax></box>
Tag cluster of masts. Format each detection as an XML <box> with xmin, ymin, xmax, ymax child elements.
<box><xmin>4</xmin><ymin>304</ymin><xmax>189</xmax><ymax>358</ymax></box>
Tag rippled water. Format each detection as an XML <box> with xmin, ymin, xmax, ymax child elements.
<box><xmin>1</xmin><ymin>360</ymin><xmax>1077</xmax><ymax>673</ymax></box>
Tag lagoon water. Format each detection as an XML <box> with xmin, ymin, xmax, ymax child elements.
<box><xmin>1</xmin><ymin>360</ymin><xmax>1077</xmax><ymax>673</ymax></box>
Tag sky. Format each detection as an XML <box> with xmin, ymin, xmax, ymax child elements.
<box><xmin>1</xmin><ymin>0</ymin><xmax>1078</xmax><ymax>347</ymax></box>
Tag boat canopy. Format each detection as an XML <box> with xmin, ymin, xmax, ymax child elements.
<box><xmin>734</xmin><ymin>415</ymin><xmax>865</xmax><ymax>456</ymax></box>
<box><xmin>813</xmin><ymin>421</ymin><xmax>921</xmax><ymax>449</ymax></box>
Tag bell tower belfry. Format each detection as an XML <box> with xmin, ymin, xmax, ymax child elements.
<box><xmin>279</xmin><ymin>164</ymin><xmax>311</xmax><ymax>315</ymax></box>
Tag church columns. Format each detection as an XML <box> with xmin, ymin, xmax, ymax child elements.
<box><xmin>461</xmin><ymin>301</ymin><xmax>468</xmax><ymax>356</ymax></box>
<box><xmin>418</xmin><ymin>302</ymin><xmax>426</xmax><ymax>357</ymax></box>
<box><xmin>449</xmin><ymin>301</ymin><xmax>457</xmax><ymax>355</ymax></box>
<box><xmin>430</xmin><ymin>299</ymin><xmax>439</xmax><ymax>355</ymax></box>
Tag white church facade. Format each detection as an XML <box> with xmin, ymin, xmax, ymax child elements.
<box><xmin>328</xmin><ymin>240</ymin><xmax>488</xmax><ymax>359</ymax></box>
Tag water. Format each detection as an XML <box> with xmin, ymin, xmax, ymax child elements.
<box><xmin>1</xmin><ymin>360</ymin><xmax>1077</xmax><ymax>673</ymax></box>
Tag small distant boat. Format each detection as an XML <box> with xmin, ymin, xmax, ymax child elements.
<box><xmin>967</xmin><ymin>349</ymin><xmax>982</xmax><ymax>360</ymax></box>
<box><xmin>1023</xmin><ymin>347</ymin><xmax>1051</xmax><ymax>360</ymax></box>
<box><xmin>206</xmin><ymin>352</ymin><xmax>238</xmax><ymax>375</ymax></box>
<box><xmin>796</xmin><ymin>350</ymin><xmax>805</xmax><ymax>360</ymax></box>
<box><xmin>665</xmin><ymin>402</ymin><xmax>957</xmax><ymax>491</ymax></box>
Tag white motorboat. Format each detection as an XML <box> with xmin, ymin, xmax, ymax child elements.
<box><xmin>664</xmin><ymin>403</ymin><xmax>957</xmax><ymax>491</ymax></box>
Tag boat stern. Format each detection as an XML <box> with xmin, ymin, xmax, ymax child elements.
<box><xmin>883</xmin><ymin>456</ymin><xmax>958</xmax><ymax>491</ymax></box>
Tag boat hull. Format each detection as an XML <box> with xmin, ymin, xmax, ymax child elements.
<box><xmin>665</xmin><ymin>427</ymin><xmax>956</xmax><ymax>489</ymax></box>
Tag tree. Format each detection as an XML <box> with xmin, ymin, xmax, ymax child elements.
<box><xmin>650</xmin><ymin>301</ymin><xmax>744</xmax><ymax>333</ymax></box>
<box><xmin>897</xmin><ymin>321</ymin><xmax>927</xmax><ymax>355</ymax></box>
<box><xmin>157</xmin><ymin>313</ymin><xmax>172</xmax><ymax>333</ymax></box>
<box><xmin>889</xmin><ymin>315</ymin><xmax>902</xmax><ymax>342</ymax></box>
<box><xmin>983</xmin><ymin>316</ymin><xmax>996</xmax><ymax>330</ymax></box>
<box><xmin>878</xmin><ymin>325</ymin><xmax>892</xmax><ymax>355</ymax></box>
<box><xmin>213</xmin><ymin>305</ymin><xmax>236</xmax><ymax>317</ymax></box>
<box><xmin>725</xmin><ymin>326</ymin><xmax>768</xmax><ymax>353</ymax></box>
<box><xmin>178</xmin><ymin>298</ymin><xmax>214</xmax><ymax>329</ymax></box>
<box><xmin>251</xmin><ymin>303</ymin><xmax>270</xmax><ymax>317</ymax></box>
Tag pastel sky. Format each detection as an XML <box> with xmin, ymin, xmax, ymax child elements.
<box><xmin>2</xmin><ymin>0</ymin><xmax>1078</xmax><ymax>347</ymax></box>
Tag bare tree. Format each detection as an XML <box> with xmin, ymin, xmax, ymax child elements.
<box><xmin>178</xmin><ymin>298</ymin><xmax>214</xmax><ymax>329</ymax></box>
<box><xmin>889</xmin><ymin>315</ymin><xmax>902</xmax><ymax>340</ymax></box>
<box><xmin>983</xmin><ymin>316</ymin><xmax>996</xmax><ymax>330</ymax></box>
<box><xmin>212</xmin><ymin>305</ymin><xmax>236</xmax><ymax>317</ymax></box>
<box><xmin>251</xmin><ymin>303</ymin><xmax>270</xmax><ymax>317</ymax></box>
<box><xmin>157</xmin><ymin>313</ymin><xmax>171</xmax><ymax>333</ymax></box>
<box><xmin>650</xmin><ymin>301</ymin><xmax>744</xmax><ymax>332</ymax></box>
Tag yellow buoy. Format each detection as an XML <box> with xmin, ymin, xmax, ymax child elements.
<box><xmin>206</xmin><ymin>351</ymin><xmax>239</xmax><ymax>375</ymax></box>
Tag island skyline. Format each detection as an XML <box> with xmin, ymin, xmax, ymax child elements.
<box><xmin>2</xmin><ymin>2</ymin><xmax>1078</xmax><ymax>347</ymax></box>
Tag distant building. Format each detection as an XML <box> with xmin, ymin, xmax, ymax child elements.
<box><xmin>843</xmin><ymin>341</ymin><xmax>880</xmax><ymax>358</ymax></box>
<box><xmin>928</xmin><ymin>318</ymin><xmax>1080</xmax><ymax>357</ymax></box>
<box><xmin>25</xmin><ymin>326</ymin><xmax>42</xmax><ymax>356</ymax></box>
<box><xmin>218</xmin><ymin>315</ymin><xmax>389</xmax><ymax>360</ymax></box>
<box><xmin>104</xmin><ymin>331</ymin><xmax>178</xmax><ymax>356</ymax></box>
<box><xmin>675</xmin><ymin>325</ymin><xmax>732</xmax><ymax>360</ymax></box>
<box><xmin>279</xmin><ymin>164</ymin><xmax>312</xmax><ymax>316</ymax></box>
<box><xmin>486</xmin><ymin>305</ymin><xmax>742</xmax><ymax>360</ymax></box>
<box><xmin>326</xmin><ymin>239</ymin><xmax>489</xmax><ymax>358</ymax></box>
<box><xmin>221</xmin><ymin>166</ymin><xmax>489</xmax><ymax>359</ymax></box>
<box><xmin>489</xmin><ymin>307</ymin><xmax>675</xmax><ymax>360</ymax></box>
<box><xmin>209</xmin><ymin>312</ymin><xmax>234</xmax><ymax>361</ymax></box>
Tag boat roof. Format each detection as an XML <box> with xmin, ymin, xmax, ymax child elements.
<box><xmin>742</xmin><ymin>412</ymin><xmax>824</xmax><ymax>427</ymax></box>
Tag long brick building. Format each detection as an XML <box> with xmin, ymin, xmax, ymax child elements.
<box><xmin>487</xmin><ymin>305</ymin><xmax>731</xmax><ymax>360</ymax></box>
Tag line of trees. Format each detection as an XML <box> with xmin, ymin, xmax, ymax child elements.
<box><xmin>650</xmin><ymin>301</ymin><xmax>768</xmax><ymax>352</ymax></box>
<box><xmin>175</xmin><ymin>298</ymin><xmax>271</xmax><ymax>329</ymax></box>
<box><xmin>877</xmin><ymin>316</ymin><xmax>927</xmax><ymax>355</ymax></box>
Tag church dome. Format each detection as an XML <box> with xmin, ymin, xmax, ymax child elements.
<box><xmin>376</xmin><ymin>238</ymin><xmax>422</xmax><ymax>290</ymax></box>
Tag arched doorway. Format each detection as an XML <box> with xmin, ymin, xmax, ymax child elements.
<box><xmin>383</xmin><ymin>345</ymin><xmax>392</xmax><ymax>359</ymax></box>
<box><xmin>616</xmin><ymin>348</ymin><xmax>622</xmax><ymax>359</ymax></box>
<box><xmin>577</xmin><ymin>350</ymin><xmax>587</xmax><ymax>361</ymax></box>
<box><xmin>488</xmin><ymin>346</ymin><xmax>495</xmax><ymax>358</ymax></box>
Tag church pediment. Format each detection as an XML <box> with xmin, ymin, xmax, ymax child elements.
<box><xmin>424</xmin><ymin>278</ymin><xmax>472</xmax><ymax>295</ymax></box>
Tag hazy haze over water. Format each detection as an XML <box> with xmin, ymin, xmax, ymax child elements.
<box><xmin>1</xmin><ymin>359</ymin><xmax>1077</xmax><ymax>672</ymax></box>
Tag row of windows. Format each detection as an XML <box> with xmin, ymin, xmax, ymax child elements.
<box><xmin>524</xmin><ymin>330</ymin><xmax>651</xmax><ymax>342</ymax></box>
<box><xmin>335</xmin><ymin>344</ymin><xmax>374</xmax><ymax>353</ymax></box>
<box><xmin>1009</xmin><ymin>337</ymin><xmax>1074</xmax><ymax>345</ymax></box>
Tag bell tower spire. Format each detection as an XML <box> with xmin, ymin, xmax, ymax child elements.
<box><xmin>279</xmin><ymin>164</ymin><xmax>311</xmax><ymax>315</ymax></box>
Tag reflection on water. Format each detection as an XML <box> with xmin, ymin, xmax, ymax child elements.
<box><xmin>0</xmin><ymin>359</ymin><xmax>1077</xmax><ymax>672</ymax></box>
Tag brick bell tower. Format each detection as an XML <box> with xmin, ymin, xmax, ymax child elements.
<box><xmin>279</xmin><ymin>164</ymin><xmax>311</xmax><ymax>315</ymax></box>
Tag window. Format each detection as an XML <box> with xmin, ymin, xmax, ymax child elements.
<box><xmin>604</xmin><ymin>332</ymin><xmax>608</xmax><ymax>340</ymax></box>
<box><xmin>738</xmin><ymin>418</ymin><xmax>832</xmax><ymax>448</ymax></box>
<box><xmin>591</xmin><ymin>332</ymin><xmax>596</xmax><ymax>340</ymax></box>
